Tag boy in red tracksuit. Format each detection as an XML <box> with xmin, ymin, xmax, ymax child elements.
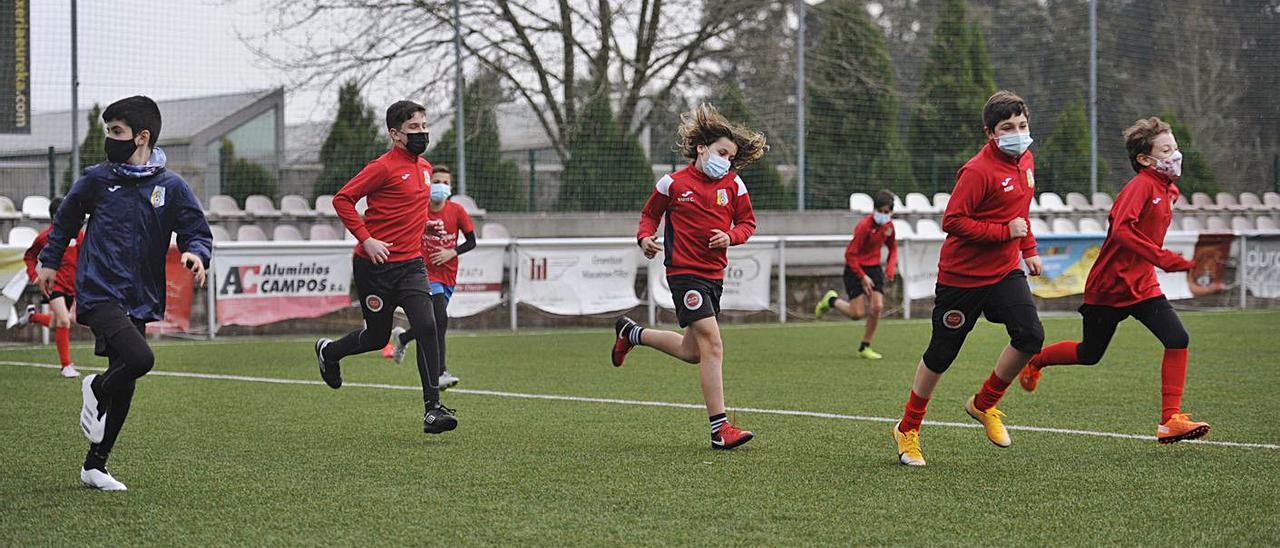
<box><xmin>1019</xmin><ymin>116</ymin><xmax>1210</xmax><ymax>444</ymax></box>
<box><xmin>893</xmin><ymin>90</ymin><xmax>1045</xmax><ymax>466</ymax></box>
<box><xmin>13</xmin><ymin>197</ymin><xmax>82</xmax><ymax>378</ymax></box>
<box><xmin>610</xmin><ymin>103</ymin><xmax>767</xmax><ymax>450</ymax></box>
<box><xmin>815</xmin><ymin>190</ymin><xmax>899</xmax><ymax>360</ymax></box>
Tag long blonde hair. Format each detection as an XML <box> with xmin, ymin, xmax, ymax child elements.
<box><xmin>675</xmin><ymin>103</ymin><xmax>768</xmax><ymax>170</ymax></box>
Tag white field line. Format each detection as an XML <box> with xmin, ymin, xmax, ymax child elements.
<box><xmin>2</xmin><ymin>360</ymin><xmax>1276</xmax><ymax>451</ymax></box>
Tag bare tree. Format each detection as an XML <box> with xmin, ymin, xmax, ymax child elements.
<box><xmin>244</xmin><ymin>0</ymin><xmax>767</xmax><ymax>161</ymax></box>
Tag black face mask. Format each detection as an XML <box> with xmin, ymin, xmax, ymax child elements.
<box><xmin>104</xmin><ymin>137</ymin><xmax>138</xmax><ymax>163</ymax></box>
<box><xmin>404</xmin><ymin>132</ymin><xmax>429</xmax><ymax>155</ymax></box>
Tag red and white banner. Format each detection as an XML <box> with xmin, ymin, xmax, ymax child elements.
<box><xmin>213</xmin><ymin>243</ymin><xmax>353</xmax><ymax>327</ymax></box>
<box><xmin>449</xmin><ymin>245</ymin><xmax>506</xmax><ymax>317</ymax></box>
<box><xmin>649</xmin><ymin>245</ymin><xmax>774</xmax><ymax>311</ymax></box>
<box><xmin>147</xmin><ymin>245</ymin><xmax>194</xmax><ymax>333</ymax></box>
<box><xmin>515</xmin><ymin>244</ymin><xmax>641</xmax><ymax>315</ymax></box>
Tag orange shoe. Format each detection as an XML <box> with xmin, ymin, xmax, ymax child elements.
<box><xmin>1019</xmin><ymin>364</ymin><xmax>1042</xmax><ymax>392</ymax></box>
<box><xmin>1158</xmin><ymin>413</ymin><xmax>1210</xmax><ymax>444</ymax></box>
<box><xmin>380</xmin><ymin>342</ymin><xmax>394</xmax><ymax>359</ymax></box>
<box><xmin>712</xmin><ymin>424</ymin><xmax>754</xmax><ymax>450</ymax></box>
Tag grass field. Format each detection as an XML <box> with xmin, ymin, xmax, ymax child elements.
<box><xmin>2</xmin><ymin>310</ymin><xmax>1279</xmax><ymax>545</ymax></box>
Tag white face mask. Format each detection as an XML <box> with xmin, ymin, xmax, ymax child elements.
<box><xmin>701</xmin><ymin>152</ymin><xmax>731</xmax><ymax>179</ymax></box>
<box><xmin>1150</xmin><ymin>150</ymin><xmax>1183</xmax><ymax>178</ymax></box>
<box><xmin>996</xmin><ymin>132</ymin><xmax>1034</xmax><ymax>157</ymax></box>
<box><xmin>873</xmin><ymin>212</ymin><xmax>892</xmax><ymax>226</ymax></box>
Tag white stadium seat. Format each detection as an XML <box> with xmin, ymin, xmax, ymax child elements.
<box><xmin>1066</xmin><ymin>192</ymin><xmax>1095</xmax><ymax>211</ymax></box>
<box><xmin>1181</xmin><ymin>217</ymin><xmax>1204</xmax><ymax>232</ymax></box>
<box><xmin>0</xmin><ymin>196</ymin><xmax>21</xmax><ymax>219</ymax></box>
<box><xmin>355</xmin><ymin>197</ymin><xmax>369</xmax><ymax>215</ymax></box>
<box><xmin>245</xmin><ymin>195</ymin><xmax>282</xmax><ymax>218</ymax></box>
<box><xmin>1257</xmin><ymin>217</ymin><xmax>1278</xmax><ymax>231</ymax></box>
<box><xmin>1205</xmin><ymin>216</ymin><xmax>1229</xmax><ymax>231</ymax></box>
<box><xmin>932</xmin><ymin>192</ymin><xmax>950</xmax><ymax>212</ymax></box>
<box><xmin>273</xmin><ymin>225</ymin><xmax>305</xmax><ymax>241</ymax></box>
<box><xmin>1174</xmin><ymin>193</ymin><xmax>1195</xmax><ymax>212</ymax></box>
<box><xmin>21</xmin><ymin>195</ymin><xmax>51</xmax><ymax>220</ymax></box>
<box><xmin>1217</xmin><ymin>192</ymin><xmax>1246</xmax><ymax>211</ymax></box>
<box><xmin>237</xmin><ymin>225</ymin><xmax>268</xmax><ymax>242</ymax></box>
<box><xmin>1239</xmin><ymin>192</ymin><xmax>1268</xmax><ymax>212</ymax></box>
<box><xmin>1078</xmin><ymin>217</ymin><xmax>1105</xmax><ymax>233</ymax></box>
<box><xmin>891</xmin><ymin>219</ymin><xmax>915</xmax><ymax>239</ymax></box>
<box><xmin>1092</xmin><ymin>192</ymin><xmax>1114</xmax><ymax>211</ymax></box>
<box><xmin>904</xmin><ymin>193</ymin><xmax>937</xmax><ymax>214</ymax></box>
<box><xmin>280</xmin><ymin>195</ymin><xmax>315</xmax><ymax>217</ymax></box>
<box><xmin>1191</xmin><ymin>192</ymin><xmax>1219</xmax><ymax>211</ymax></box>
<box><xmin>915</xmin><ymin>219</ymin><xmax>944</xmax><ymax>236</ymax></box>
<box><xmin>1264</xmin><ymin>192</ymin><xmax>1280</xmax><ymax>210</ymax></box>
<box><xmin>849</xmin><ymin>193</ymin><xmax>874</xmax><ymax>213</ymax></box>
<box><xmin>1038</xmin><ymin>192</ymin><xmax>1071</xmax><ymax>213</ymax></box>
<box><xmin>314</xmin><ymin>195</ymin><xmax>338</xmax><ymax>217</ymax></box>
<box><xmin>1052</xmin><ymin>218</ymin><xmax>1078</xmax><ymax>234</ymax></box>
<box><xmin>208</xmin><ymin>195</ymin><xmax>247</xmax><ymax>219</ymax></box>
<box><xmin>209</xmin><ymin>224</ymin><xmax>233</xmax><ymax>242</ymax></box>
<box><xmin>1029</xmin><ymin>195</ymin><xmax>1044</xmax><ymax>214</ymax></box>
<box><xmin>1030</xmin><ymin>217</ymin><xmax>1051</xmax><ymax>235</ymax></box>
<box><xmin>1231</xmin><ymin>216</ymin><xmax>1254</xmax><ymax>232</ymax></box>
<box><xmin>309</xmin><ymin>224</ymin><xmax>340</xmax><ymax>241</ymax></box>
<box><xmin>7</xmin><ymin>226</ymin><xmax>38</xmax><ymax>247</ymax></box>
<box><xmin>451</xmin><ymin>195</ymin><xmax>486</xmax><ymax>216</ymax></box>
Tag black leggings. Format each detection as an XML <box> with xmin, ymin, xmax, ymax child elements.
<box><xmin>1076</xmin><ymin>297</ymin><xmax>1189</xmax><ymax>365</ymax></box>
<box><xmin>400</xmin><ymin>293</ymin><xmax>450</xmax><ymax>373</ymax></box>
<box><xmin>80</xmin><ymin>304</ymin><xmax>154</xmax><ymax>470</ymax></box>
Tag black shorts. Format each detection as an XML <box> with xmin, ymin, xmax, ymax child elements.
<box><xmin>922</xmin><ymin>269</ymin><xmax>1045</xmax><ymax>374</ymax></box>
<box><xmin>843</xmin><ymin>265</ymin><xmax>885</xmax><ymax>298</ymax></box>
<box><xmin>42</xmin><ymin>292</ymin><xmax>75</xmax><ymax>307</ymax></box>
<box><xmin>1074</xmin><ymin>296</ymin><xmax>1188</xmax><ymax>364</ymax></box>
<box><xmin>79</xmin><ymin>303</ymin><xmax>147</xmax><ymax>358</ymax></box>
<box><xmin>668</xmin><ymin>274</ymin><xmax>723</xmax><ymax>328</ymax></box>
<box><xmin>352</xmin><ymin>256</ymin><xmax>432</xmax><ymax>319</ymax></box>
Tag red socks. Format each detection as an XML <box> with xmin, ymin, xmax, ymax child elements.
<box><xmin>55</xmin><ymin>327</ymin><xmax>72</xmax><ymax>367</ymax></box>
<box><xmin>1160</xmin><ymin>348</ymin><xmax>1188</xmax><ymax>423</ymax></box>
<box><xmin>899</xmin><ymin>391</ymin><xmax>929</xmax><ymax>432</ymax></box>
<box><xmin>974</xmin><ymin>371</ymin><xmax>1012</xmax><ymax>412</ymax></box>
<box><xmin>30</xmin><ymin>313</ymin><xmax>51</xmax><ymax>327</ymax></box>
<box><xmin>1030</xmin><ymin>340</ymin><xmax>1079</xmax><ymax>369</ymax></box>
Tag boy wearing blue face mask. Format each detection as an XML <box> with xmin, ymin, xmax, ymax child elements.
<box><xmin>387</xmin><ymin>166</ymin><xmax>476</xmax><ymax>392</ymax></box>
<box><xmin>816</xmin><ymin>190</ymin><xmax>898</xmax><ymax>360</ymax></box>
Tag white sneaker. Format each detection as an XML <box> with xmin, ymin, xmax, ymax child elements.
<box><xmin>439</xmin><ymin>371</ymin><xmax>460</xmax><ymax>391</ymax></box>
<box><xmin>12</xmin><ymin>304</ymin><xmax>35</xmax><ymax>328</ymax></box>
<box><xmin>80</xmin><ymin>374</ymin><xmax>106</xmax><ymax>444</ymax></box>
<box><xmin>80</xmin><ymin>468</ymin><xmax>127</xmax><ymax>491</ymax></box>
<box><xmin>390</xmin><ymin>326</ymin><xmax>408</xmax><ymax>364</ymax></box>
<box><xmin>61</xmin><ymin>364</ymin><xmax>80</xmax><ymax>378</ymax></box>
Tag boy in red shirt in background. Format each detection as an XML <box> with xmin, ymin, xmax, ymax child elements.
<box><xmin>893</xmin><ymin>91</ymin><xmax>1045</xmax><ymax>466</ymax></box>
<box><xmin>610</xmin><ymin>103</ymin><xmax>767</xmax><ymax>450</ymax></box>
<box><xmin>388</xmin><ymin>165</ymin><xmax>476</xmax><ymax>391</ymax></box>
<box><xmin>1019</xmin><ymin>117</ymin><xmax>1209</xmax><ymax>444</ymax></box>
<box><xmin>815</xmin><ymin>190</ymin><xmax>898</xmax><ymax>360</ymax></box>
<box><xmin>13</xmin><ymin>196</ymin><xmax>82</xmax><ymax>378</ymax></box>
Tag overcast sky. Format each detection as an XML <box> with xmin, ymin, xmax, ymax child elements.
<box><xmin>27</xmin><ymin>0</ymin><xmax>395</xmax><ymax>125</ymax></box>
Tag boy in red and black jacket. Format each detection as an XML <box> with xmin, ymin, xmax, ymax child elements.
<box><xmin>1019</xmin><ymin>116</ymin><xmax>1209</xmax><ymax>444</ymax></box>
<box><xmin>816</xmin><ymin>190</ymin><xmax>899</xmax><ymax>360</ymax></box>
<box><xmin>893</xmin><ymin>91</ymin><xmax>1045</xmax><ymax>466</ymax></box>
<box><xmin>610</xmin><ymin>103</ymin><xmax>766</xmax><ymax>450</ymax></box>
<box><xmin>315</xmin><ymin>100</ymin><xmax>457</xmax><ymax>435</ymax></box>
<box><xmin>13</xmin><ymin>197</ymin><xmax>83</xmax><ymax>378</ymax></box>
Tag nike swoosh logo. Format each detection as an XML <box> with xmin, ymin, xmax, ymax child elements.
<box><xmin>108</xmin><ymin>186</ymin><xmax>121</xmax><ymax>192</ymax></box>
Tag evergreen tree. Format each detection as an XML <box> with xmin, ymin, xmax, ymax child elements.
<box><xmin>62</xmin><ymin>104</ymin><xmax>105</xmax><ymax>193</ymax></box>
<box><xmin>1038</xmin><ymin>97</ymin><xmax>1106</xmax><ymax>196</ymax></box>
<box><xmin>907</xmin><ymin>0</ymin><xmax>996</xmax><ymax>194</ymax></box>
<box><xmin>315</xmin><ymin>80</ymin><xmax>386</xmax><ymax>196</ymax></box>
<box><xmin>715</xmin><ymin>83</ymin><xmax>790</xmax><ymax>209</ymax></box>
<box><xmin>805</xmin><ymin>0</ymin><xmax>912</xmax><ymax>208</ymax></box>
<box><xmin>558</xmin><ymin>91</ymin><xmax>654</xmax><ymax>211</ymax></box>
<box><xmin>428</xmin><ymin>70</ymin><xmax>525</xmax><ymax>211</ymax></box>
<box><xmin>1159</xmin><ymin>112</ymin><xmax>1217</xmax><ymax>195</ymax></box>
<box><xmin>219</xmin><ymin>139</ymin><xmax>279</xmax><ymax>203</ymax></box>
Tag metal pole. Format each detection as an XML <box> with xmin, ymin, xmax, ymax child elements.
<box><xmin>508</xmin><ymin>242</ymin><xmax>518</xmax><ymax>331</ymax></box>
<box><xmin>207</xmin><ymin>268</ymin><xmax>218</xmax><ymax>339</ymax></box>
<box><xmin>1239</xmin><ymin>235</ymin><xmax>1248</xmax><ymax>310</ymax></box>
<box><xmin>528</xmin><ymin>149</ymin><xmax>536</xmax><ymax>211</ymax></box>
<box><xmin>647</xmin><ymin>262</ymin><xmax>657</xmax><ymax>326</ymax></box>
<box><xmin>1088</xmin><ymin>0</ymin><xmax>1098</xmax><ymax>195</ymax></box>
<box><xmin>777</xmin><ymin>240</ymin><xmax>787</xmax><ymax>323</ymax></box>
<box><xmin>47</xmin><ymin>146</ymin><xmax>56</xmax><ymax>196</ymax></box>
<box><xmin>901</xmin><ymin>239</ymin><xmax>911</xmax><ymax>320</ymax></box>
<box><xmin>70</xmin><ymin>0</ymin><xmax>80</xmax><ymax>180</ymax></box>
<box><xmin>794</xmin><ymin>0</ymin><xmax>806</xmax><ymax>211</ymax></box>
<box><xmin>452</xmin><ymin>0</ymin><xmax>467</xmax><ymax>196</ymax></box>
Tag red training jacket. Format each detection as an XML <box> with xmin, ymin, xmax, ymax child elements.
<box><xmin>423</xmin><ymin>200</ymin><xmax>475</xmax><ymax>287</ymax></box>
<box><xmin>637</xmin><ymin>164</ymin><xmax>756</xmax><ymax>280</ymax></box>
<box><xmin>334</xmin><ymin>146</ymin><xmax>434</xmax><ymax>263</ymax></box>
<box><xmin>24</xmin><ymin>226</ymin><xmax>81</xmax><ymax>295</ymax></box>
<box><xmin>1084</xmin><ymin>168</ymin><xmax>1192</xmax><ymax>307</ymax></box>
<box><xmin>938</xmin><ymin>141</ymin><xmax>1039</xmax><ymax>288</ymax></box>
<box><xmin>844</xmin><ymin>215</ymin><xmax>898</xmax><ymax>278</ymax></box>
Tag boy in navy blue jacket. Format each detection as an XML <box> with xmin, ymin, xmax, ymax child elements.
<box><xmin>37</xmin><ymin>96</ymin><xmax>212</xmax><ymax>491</ymax></box>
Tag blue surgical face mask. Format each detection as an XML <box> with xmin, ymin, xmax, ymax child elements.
<box><xmin>701</xmin><ymin>152</ymin><xmax>731</xmax><ymax>180</ymax></box>
<box><xmin>430</xmin><ymin>183</ymin><xmax>451</xmax><ymax>202</ymax></box>
<box><xmin>873</xmin><ymin>212</ymin><xmax>892</xmax><ymax>226</ymax></box>
<box><xmin>996</xmin><ymin>132</ymin><xmax>1034</xmax><ymax>157</ymax></box>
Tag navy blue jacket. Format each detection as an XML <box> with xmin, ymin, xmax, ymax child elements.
<box><xmin>39</xmin><ymin>162</ymin><xmax>212</xmax><ymax>323</ymax></box>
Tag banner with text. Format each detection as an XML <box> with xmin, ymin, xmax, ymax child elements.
<box><xmin>0</xmin><ymin>0</ymin><xmax>31</xmax><ymax>134</ymax></box>
<box><xmin>449</xmin><ymin>245</ymin><xmax>506</xmax><ymax>317</ymax></box>
<box><xmin>1028</xmin><ymin>235</ymin><xmax>1105</xmax><ymax>298</ymax></box>
<box><xmin>515</xmin><ymin>245</ymin><xmax>640</xmax><ymax>315</ymax></box>
<box><xmin>147</xmin><ymin>245</ymin><xmax>194</xmax><ymax>333</ymax></box>
<box><xmin>214</xmin><ymin>245</ymin><xmax>353</xmax><ymax>326</ymax></box>
<box><xmin>649</xmin><ymin>246</ymin><xmax>774</xmax><ymax>311</ymax></box>
<box><xmin>1245</xmin><ymin>235</ymin><xmax>1280</xmax><ymax>299</ymax></box>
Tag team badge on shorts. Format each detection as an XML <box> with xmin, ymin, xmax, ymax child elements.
<box><xmin>365</xmin><ymin>294</ymin><xmax>384</xmax><ymax>312</ymax></box>
<box><xmin>942</xmin><ymin>309</ymin><xmax>966</xmax><ymax>329</ymax></box>
<box><xmin>683</xmin><ymin>289</ymin><xmax>704</xmax><ymax>310</ymax></box>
